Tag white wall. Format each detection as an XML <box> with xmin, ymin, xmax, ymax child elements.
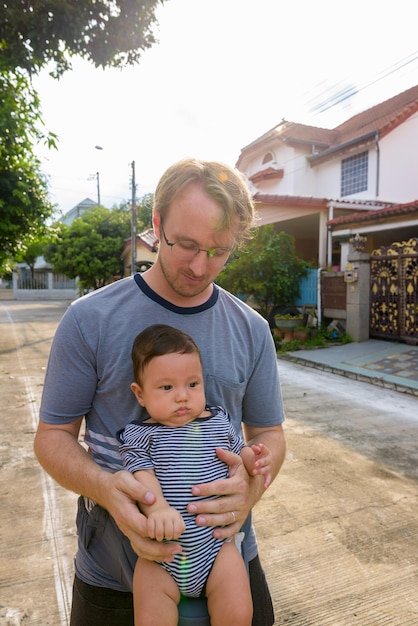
<box><xmin>378</xmin><ymin>112</ymin><xmax>418</xmax><ymax>202</ymax></box>
<box><xmin>312</xmin><ymin>145</ymin><xmax>379</xmax><ymax>200</ymax></box>
<box><xmin>245</xmin><ymin>144</ymin><xmax>317</xmax><ymax>197</ymax></box>
<box><xmin>240</xmin><ymin>111</ymin><xmax>418</xmax><ymax>205</ymax></box>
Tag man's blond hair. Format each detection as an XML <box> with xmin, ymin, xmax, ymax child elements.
<box><xmin>154</xmin><ymin>158</ymin><xmax>255</xmax><ymax>245</ymax></box>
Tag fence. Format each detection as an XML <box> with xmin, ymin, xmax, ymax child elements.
<box><xmin>295</xmin><ymin>268</ymin><xmax>318</xmax><ymax>306</ymax></box>
<box><xmin>13</xmin><ymin>270</ymin><xmax>78</xmax><ymax>300</ymax></box>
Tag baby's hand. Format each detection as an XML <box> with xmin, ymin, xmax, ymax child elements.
<box><xmin>250</xmin><ymin>443</ymin><xmax>272</xmax><ymax>489</ymax></box>
<box><xmin>147</xmin><ymin>507</ymin><xmax>185</xmax><ymax>542</ymax></box>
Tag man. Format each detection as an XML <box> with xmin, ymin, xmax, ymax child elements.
<box><xmin>34</xmin><ymin>158</ymin><xmax>286</xmax><ymax>625</ymax></box>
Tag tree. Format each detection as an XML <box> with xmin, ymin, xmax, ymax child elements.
<box><xmin>0</xmin><ymin>70</ymin><xmax>57</xmax><ymax>270</ymax></box>
<box><xmin>217</xmin><ymin>225</ymin><xmax>308</xmax><ymax>320</ymax></box>
<box><xmin>116</xmin><ymin>193</ymin><xmax>153</xmax><ymax>231</ymax></box>
<box><xmin>14</xmin><ymin>234</ymin><xmax>51</xmax><ymax>281</ymax></box>
<box><xmin>136</xmin><ymin>193</ymin><xmax>154</xmax><ymax>229</ymax></box>
<box><xmin>0</xmin><ymin>0</ymin><xmax>165</xmax><ymax>75</ymax></box>
<box><xmin>44</xmin><ymin>206</ymin><xmax>131</xmax><ymax>291</ymax></box>
<box><xmin>0</xmin><ymin>1</ymin><xmax>165</xmax><ymax>273</ymax></box>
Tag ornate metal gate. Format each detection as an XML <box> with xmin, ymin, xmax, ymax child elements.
<box><xmin>370</xmin><ymin>238</ymin><xmax>418</xmax><ymax>344</ymax></box>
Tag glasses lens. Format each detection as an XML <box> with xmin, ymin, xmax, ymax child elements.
<box><xmin>172</xmin><ymin>241</ymin><xmax>199</xmax><ymax>260</ymax></box>
<box><xmin>169</xmin><ymin>238</ymin><xmax>231</xmax><ymax>261</ymax></box>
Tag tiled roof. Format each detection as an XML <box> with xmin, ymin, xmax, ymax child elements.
<box><xmin>238</xmin><ymin>84</ymin><xmax>418</xmax><ymax>165</ymax></box>
<box><xmin>289</xmin><ymin>84</ymin><xmax>418</xmax><ymax>149</ymax></box>
<box><xmin>137</xmin><ymin>228</ymin><xmax>158</xmax><ymax>250</ymax></box>
<box><xmin>249</xmin><ymin>166</ymin><xmax>284</xmax><ymax>184</ymax></box>
<box><xmin>254</xmin><ymin>193</ymin><xmax>328</xmax><ymax>208</ymax></box>
<box><xmin>254</xmin><ymin>194</ymin><xmax>392</xmax><ymax>210</ymax></box>
<box><xmin>327</xmin><ymin>200</ymin><xmax>418</xmax><ymax>226</ymax></box>
<box><xmin>273</xmin><ymin>121</ymin><xmax>336</xmax><ymax>147</ymax></box>
<box><xmin>333</xmin><ymin>84</ymin><xmax>418</xmax><ymax>144</ymax></box>
<box><xmin>123</xmin><ymin>228</ymin><xmax>158</xmax><ymax>252</ymax></box>
<box><xmin>237</xmin><ymin>121</ymin><xmax>334</xmax><ymax>162</ymax></box>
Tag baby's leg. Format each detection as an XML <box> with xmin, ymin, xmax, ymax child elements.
<box><xmin>205</xmin><ymin>541</ymin><xmax>252</xmax><ymax>626</ymax></box>
<box><xmin>133</xmin><ymin>557</ymin><xmax>180</xmax><ymax>625</ymax></box>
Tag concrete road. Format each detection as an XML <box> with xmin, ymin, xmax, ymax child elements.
<box><xmin>1</xmin><ymin>300</ymin><xmax>417</xmax><ymax>625</ymax></box>
<box><xmin>0</xmin><ymin>301</ymin><xmax>76</xmax><ymax>625</ymax></box>
<box><xmin>267</xmin><ymin>360</ymin><xmax>418</xmax><ymax>625</ymax></box>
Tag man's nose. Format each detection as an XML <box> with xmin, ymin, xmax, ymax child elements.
<box><xmin>188</xmin><ymin>250</ymin><xmax>209</xmax><ymax>274</ymax></box>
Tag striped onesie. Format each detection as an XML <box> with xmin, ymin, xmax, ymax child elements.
<box><xmin>118</xmin><ymin>405</ymin><xmax>245</xmax><ymax>597</ymax></box>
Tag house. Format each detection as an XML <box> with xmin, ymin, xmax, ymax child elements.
<box><xmin>61</xmin><ymin>197</ymin><xmax>97</xmax><ymax>225</ymax></box>
<box><xmin>236</xmin><ymin>84</ymin><xmax>418</xmax><ymax>268</ymax></box>
<box><xmin>11</xmin><ymin>198</ymin><xmax>98</xmax><ymax>299</ymax></box>
<box><xmin>328</xmin><ymin>200</ymin><xmax>418</xmax><ymax>270</ymax></box>
<box><xmin>121</xmin><ymin>228</ymin><xmax>158</xmax><ymax>276</ymax></box>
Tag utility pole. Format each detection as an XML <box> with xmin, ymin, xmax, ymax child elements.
<box><xmin>131</xmin><ymin>161</ymin><xmax>137</xmax><ymax>275</ymax></box>
<box><xmin>96</xmin><ymin>171</ymin><xmax>100</xmax><ymax>205</ymax></box>
<box><xmin>94</xmin><ymin>146</ymin><xmax>103</xmax><ymax>205</ymax></box>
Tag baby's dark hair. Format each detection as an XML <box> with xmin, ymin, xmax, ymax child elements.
<box><xmin>132</xmin><ymin>324</ymin><xmax>202</xmax><ymax>384</ymax></box>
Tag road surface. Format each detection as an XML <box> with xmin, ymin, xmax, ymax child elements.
<box><xmin>1</xmin><ymin>300</ymin><xmax>417</xmax><ymax>625</ymax></box>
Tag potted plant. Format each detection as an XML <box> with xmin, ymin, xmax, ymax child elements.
<box><xmin>293</xmin><ymin>325</ymin><xmax>310</xmax><ymax>342</ymax></box>
<box><xmin>274</xmin><ymin>313</ymin><xmax>303</xmax><ymax>340</ymax></box>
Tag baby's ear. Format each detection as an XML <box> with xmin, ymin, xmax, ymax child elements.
<box><xmin>131</xmin><ymin>382</ymin><xmax>145</xmax><ymax>407</ymax></box>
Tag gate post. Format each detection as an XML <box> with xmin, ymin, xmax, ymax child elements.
<box><xmin>345</xmin><ymin>251</ymin><xmax>370</xmax><ymax>342</ymax></box>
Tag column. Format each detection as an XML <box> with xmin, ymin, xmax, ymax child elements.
<box><xmin>345</xmin><ymin>251</ymin><xmax>370</xmax><ymax>342</ymax></box>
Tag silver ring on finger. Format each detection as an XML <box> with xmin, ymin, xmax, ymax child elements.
<box><xmin>230</xmin><ymin>511</ymin><xmax>236</xmax><ymax>523</ymax></box>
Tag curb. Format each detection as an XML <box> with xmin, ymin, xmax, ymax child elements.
<box><xmin>278</xmin><ymin>352</ymin><xmax>418</xmax><ymax>398</ymax></box>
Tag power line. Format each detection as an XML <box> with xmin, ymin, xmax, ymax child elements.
<box><xmin>306</xmin><ymin>51</ymin><xmax>418</xmax><ymax>115</ymax></box>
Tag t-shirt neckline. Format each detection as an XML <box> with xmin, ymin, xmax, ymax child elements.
<box><xmin>134</xmin><ymin>273</ymin><xmax>218</xmax><ymax>314</ymax></box>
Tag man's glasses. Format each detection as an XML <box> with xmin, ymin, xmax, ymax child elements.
<box><xmin>159</xmin><ymin>218</ymin><xmax>232</xmax><ymax>261</ymax></box>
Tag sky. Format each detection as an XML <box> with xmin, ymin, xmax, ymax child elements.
<box><xmin>33</xmin><ymin>0</ymin><xmax>418</xmax><ymax>216</ymax></box>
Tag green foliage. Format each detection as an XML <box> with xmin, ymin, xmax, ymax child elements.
<box><xmin>274</xmin><ymin>325</ymin><xmax>352</xmax><ymax>353</ymax></box>
<box><xmin>275</xmin><ymin>337</ymin><xmax>301</xmax><ymax>352</ymax></box>
<box><xmin>0</xmin><ymin>1</ymin><xmax>164</xmax><ymax>272</ymax></box>
<box><xmin>137</xmin><ymin>193</ymin><xmax>154</xmax><ymax>229</ymax></box>
<box><xmin>14</xmin><ymin>233</ymin><xmax>50</xmax><ymax>278</ymax></box>
<box><xmin>217</xmin><ymin>225</ymin><xmax>308</xmax><ymax>319</ymax></box>
<box><xmin>44</xmin><ymin>206</ymin><xmax>131</xmax><ymax>290</ymax></box>
<box><xmin>0</xmin><ymin>70</ymin><xmax>57</xmax><ymax>271</ymax></box>
<box><xmin>112</xmin><ymin>194</ymin><xmax>153</xmax><ymax>232</ymax></box>
<box><xmin>0</xmin><ymin>0</ymin><xmax>164</xmax><ymax>75</ymax></box>
<box><xmin>274</xmin><ymin>313</ymin><xmax>302</xmax><ymax>320</ymax></box>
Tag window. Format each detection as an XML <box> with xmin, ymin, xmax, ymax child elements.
<box><xmin>262</xmin><ymin>152</ymin><xmax>274</xmax><ymax>164</ymax></box>
<box><xmin>341</xmin><ymin>151</ymin><xmax>368</xmax><ymax>196</ymax></box>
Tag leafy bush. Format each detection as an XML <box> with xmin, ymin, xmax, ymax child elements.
<box><xmin>217</xmin><ymin>225</ymin><xmax>307</xmax><ymax>319</ymax></box>
<box><xmin>44</xmin><ymin>206</ymin><xmax>131</xmax><ymax>291</ymax></box>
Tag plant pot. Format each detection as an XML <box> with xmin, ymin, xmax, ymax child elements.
<box><xmin>294</xmin><ymin>329</ymin><xmax>309</xmax><ymax>342</ymax></box>
<box><xmin>274</xmin><ymin>317</ymin><xmax>302</xmax><ymax>341</ymax></box>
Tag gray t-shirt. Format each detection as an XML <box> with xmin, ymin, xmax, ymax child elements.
<box><xmin>39</xmin><ymin>274</ymin><xmax>284</xmax><ymax>588</ymax></box>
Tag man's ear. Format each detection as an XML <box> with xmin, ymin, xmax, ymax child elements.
<box><xmin>131</xmin><ymin>382</ymin><xmax>145</xmax><ymax>407</ymax></box>
<box><xmin>152</xmin><ymin>210</ymin><xmax>161</xmax><ymax>239</ymax></box>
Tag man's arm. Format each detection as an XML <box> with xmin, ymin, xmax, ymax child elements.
<box><xmin>34</xmin><ymin>420</ymin><xmax>183</xmax><ymax>562</ymax></box>
<box><xmin>187</xmin><ymin>423</ymin><xmax>286</xmax><ymax>539</ymax></box>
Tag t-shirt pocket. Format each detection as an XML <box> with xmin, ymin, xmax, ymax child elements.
<box><xmin>205</xmin><ymin>374</ymin><xmax>246</xmax><ymax>431</ymax></box>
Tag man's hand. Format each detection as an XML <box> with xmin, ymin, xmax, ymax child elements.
<box><xmin>34</xmin><ymin>420</ymin><xmax>183</xmax><ymax>562</ymax></box>
<box><xmin>185</xmin><ymin>424</ymin><xmax>286</xmax><ymax>541</ymax></box>
<box><xmin>186</xmin><ymin>448</ymin><xmax>253</xmax><ymax>540</ymax></box>
<box><xmin>98</xmin><ymin>469</ymin><xmax>183</xmax><ymax>562</ymax></box>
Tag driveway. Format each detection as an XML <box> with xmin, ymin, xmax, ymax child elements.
<box><xmin>1</xmin><ymin>300</ymin><xmax>417</xmax><ymax>625</ymax></box>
